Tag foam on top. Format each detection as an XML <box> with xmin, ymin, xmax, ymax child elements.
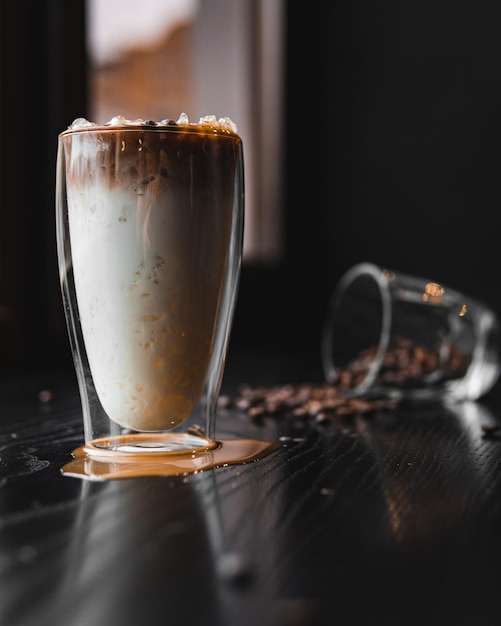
<box><xmin>66</xmin><ymin>113</ymin><xmax>238</xmax><ymax>135</ymax></box>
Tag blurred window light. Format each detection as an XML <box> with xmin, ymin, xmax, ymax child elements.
<box><xmin>87</xmin><ymin>0</ymin><xmax>284</xmax><ymax>263</ymax></box>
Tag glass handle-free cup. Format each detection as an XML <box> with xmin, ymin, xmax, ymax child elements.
<box><xmin>321</xmin><ymin>262</ymin><xmax>500</xmax><ymax>403</ymax></box>
<box><xmin>56</xmin><ymin>116</ymin><xmax>244</xmax><ymax>455</ymax></box>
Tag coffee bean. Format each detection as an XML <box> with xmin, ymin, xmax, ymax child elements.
<box><xmin>481</xmin><ymin>423</ymin><xmax>500</xmax><ymax>438</ymax></box>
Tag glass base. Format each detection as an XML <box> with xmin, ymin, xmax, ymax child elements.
<box><xmin>63</xmin><ymin>437</ymin><xmax>281</xmax><ymax>480</ymax></box>
<box><xmin>84</xmin><ymin>433</ymin><xmax>217</xmax><ymax>457</ymax></box>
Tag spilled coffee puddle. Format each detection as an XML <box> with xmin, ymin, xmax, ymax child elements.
<box><xmin>62</xmin><ymin>438</ymin><xmax>280</xmax><ymax>481</ymax></box>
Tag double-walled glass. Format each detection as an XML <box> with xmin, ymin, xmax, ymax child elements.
<box><xmin>56</xmin><ymin>119</ymin><xmax>244</xmax><ymax>455</ymax></box>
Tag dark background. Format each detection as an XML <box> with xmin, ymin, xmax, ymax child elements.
<box><xmin>1</xmin><ymin>0</ymin><xmax>501</xmax><ymax>378</ymax></box>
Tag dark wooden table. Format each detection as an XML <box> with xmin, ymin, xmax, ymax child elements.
<box><xmin>2</xmin><ymin>348</ymin><xmax>501</xmax><ymax>626</ymax></box>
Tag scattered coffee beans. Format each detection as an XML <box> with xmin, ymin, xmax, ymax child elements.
<box><xmin>224</xmin><ymin>336</ymin><xmax>472</xmax><ymax>426</ymax></box>
<box><xmin>223</xmin><ymin>381</ymin><xmax>397</xmax><ymax>426</ymax></box>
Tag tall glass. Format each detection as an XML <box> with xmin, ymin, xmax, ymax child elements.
<box><xmin>56</xmin><ymin>116</ymin><xmax>244</xmax><ymax>456</ymax></box>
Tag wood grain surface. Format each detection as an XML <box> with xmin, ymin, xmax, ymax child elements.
<box><xmin>2</xmin><ymin>361</ymin><xmax>501</xmax><ymax>626</ymax></box>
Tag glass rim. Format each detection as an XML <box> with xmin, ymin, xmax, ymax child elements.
<box><xmin>322</xmin><ymin>262</ymin><xmax>392</xmax><ymax>395</ymax></box>
<box><xmin>58</xmin><ymin>123</ymin><xmax>242</xmax><ymax>141</ymax></box>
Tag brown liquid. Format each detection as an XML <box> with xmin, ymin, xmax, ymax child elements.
<box><xmin>62</xmin><ymin>438</ymin><xmax>280</xmax><ymax>480</ymax></box>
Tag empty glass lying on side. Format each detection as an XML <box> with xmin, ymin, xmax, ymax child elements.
<box><xmin>56</xmin><ymin>114</ymin><xmax>244</xmax><ymax>455</ymax></box>
<box><xmin>321</xmin><ymin>262</ymin><xmax>500</xmax><ymax>403</ymax></box>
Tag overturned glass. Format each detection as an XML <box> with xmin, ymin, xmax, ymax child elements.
<box><xmin>321</xmin><ymin>263</ymin><xmax>500</xmax><ymax>403</ymax></box>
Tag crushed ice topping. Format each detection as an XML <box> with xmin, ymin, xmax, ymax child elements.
<box><xmin>66</xmin><ymin>113</ymin><xmax>238</xmax><ymax>134</ymax></box>
<box><xmin>69</xmin><ymin>117</ymin><xmax>96</xmax><ymax>130</ymax></box>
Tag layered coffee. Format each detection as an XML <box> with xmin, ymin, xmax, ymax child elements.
<box><xmin>59</xmin><ymin>114</ymin><xmax>243</xmax><ymax>433</ymax></box>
